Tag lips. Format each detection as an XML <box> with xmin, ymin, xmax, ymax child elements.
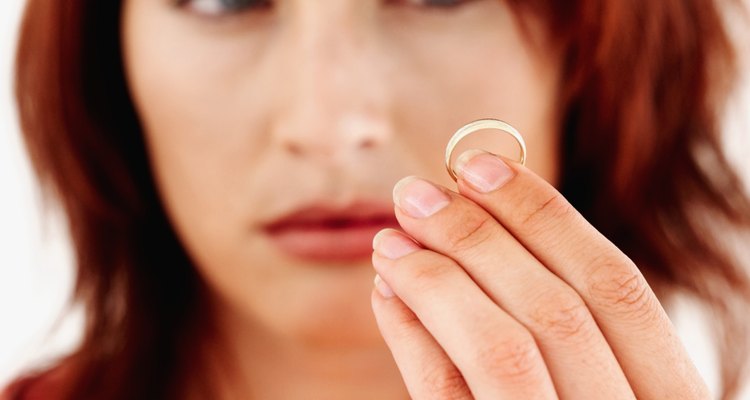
<box><xmin>261</xmin><ymin>201</ymin><xmax>400</xmax><ymax>263</ymax></box>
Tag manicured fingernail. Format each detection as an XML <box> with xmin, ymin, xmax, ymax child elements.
<box><xmin>372</xmin><ymin>229</ymin><xmax>420</xmax><ymax>259</ymax></box>
<box><xmin>392</xmin><ymin>176</ymin><xmax>451</xmax><ymax>218</ymax></box>
<box><xmin>454</xmin><ymin>149</ymin><xmax>515</xmax><ymax>193</ymax></box>
<box><xmin>374</xmin><ymin>274</ymin><xmax>395</xmax><ymax>298</ymax></box>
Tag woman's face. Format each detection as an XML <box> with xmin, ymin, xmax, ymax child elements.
<box><xmin>122</xmin><ymin>0</ymin><xmax>561</xmax><ymax>345</ymax></box>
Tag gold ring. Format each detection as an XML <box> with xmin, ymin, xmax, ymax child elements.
<box><xmin>444</xmin><ymin>118</ymin><xmax>527</xmax><ymax>182</ymax></box>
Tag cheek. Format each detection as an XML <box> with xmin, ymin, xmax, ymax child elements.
<box><xmin>478</xmin><ymin>51</ymin><xmax>561</xmax><ymax>185</ymax></box>
<box><xmin>125</xmin><ymin>65</ymin><xmax>247</xmax><ymax>271</ymax></box>
<box><xmin>121</xmin><ymin>1</ymin><xmax>271</xmax><ymax>303</ymax></box>
<box><xmin>121</xmin><ymin>1</ymin><xmax>266</xmax><ymax>248</ymax></box>
<box><xmin>385</xmin><ymin>12</ymin><xmax>561</xmax><ymax>187</ymax></box>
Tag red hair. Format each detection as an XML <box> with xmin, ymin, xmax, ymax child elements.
<box><xmin>7</xmin><ymin>0</ymin><xmax>750</xmax><ymax>399</ymax></box>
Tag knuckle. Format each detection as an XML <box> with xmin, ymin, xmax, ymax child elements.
<box><xmin>444</xmin><ymin>211</ymin><xmax>496</xmax><ymax>254</ymax></box>
<box><xmin>529</xmin><ymin>290</ymin><xmax>594</xmax><ymax>342</ymax></box>
<box><xmin>421</xmin><ymin>367</ymin><xmax>471</xmax><ymax>400</ymax></box>
<box><xmin>519</xmin><ymin>192</ymin><xmax>576</xmax><ymax>233</ymax></box>
<box><xmin>474</xmin><ymin>333</ymin><xmax>544</xmax><ymax>384</ymax></box>
<box><xmin>586</xmin><ymin>258</ymin><xmax>656</xmax><ymax>322</ymax></box>
<box><xmin>389</xmin><ymin>304</ymin><xmax>422</xmax><ymax>333</ymax></box>
<box><xmin>403</xmin><ymin>255</ymin><xmax>454</xmax><ymax>293</ymax></box>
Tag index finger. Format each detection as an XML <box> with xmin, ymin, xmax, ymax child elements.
<box><xmin>452</xmin><ymin>149</ymin><xmax>710</xmax><ymax>399</ymax></box>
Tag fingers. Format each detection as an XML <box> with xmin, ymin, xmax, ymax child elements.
<box><xmin>371</xmin><ymin>230</ymin><xmax>557</xmax><ymax>400</ymax></box>
<box><xmin>371</xmin><ymin>285</ymin><xmax>473</xmax><ymax>400</ymax></box>
<box><xmin>389</xmin><ymin>179</ymin><xmax>634</xmax><ymax>399</ymax></box>
<box><xmin>451</xmin><ymin>149</ymin><xmax>709</xmax><ymax>399</ymax></box>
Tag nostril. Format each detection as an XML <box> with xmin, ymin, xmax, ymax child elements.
<box><xmin>360</xmin><ymin>138</ymin><xmax>377</xmax><ymax>150</ymax></box>
<box><xmin>285</xmin><ymin>142</ymin><xmax>304</xmax><ymax>156</ymax></box>
<box><xmin>282</xmin><ymin>136</ymin><xmax>379</xmax><ymax>157</ymax></box>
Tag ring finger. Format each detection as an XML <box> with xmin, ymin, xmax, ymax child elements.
<box><xmin>372</xmin><ymin>239</ymin><xmax>557</xmax><ymax>399</ymax></box>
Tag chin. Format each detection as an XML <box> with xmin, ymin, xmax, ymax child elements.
<box><xmin>280</xmin><ymin>265</ymin><xmax>384</xmax><ymax>347</ymax></box>
<box><xmin>220</xmin><ymin>257</ymin><xmax>385</xmax><ymax>348</ymax></box>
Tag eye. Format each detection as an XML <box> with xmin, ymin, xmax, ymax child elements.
<box><xmin>175</xmin><ymin>0</ymin><xmax>272</xmax><ymax>17</ymax></box>
<box><xmin>386</xmin><ymin>0</ymin><xmax>474</xmax><ymax>9</ymax></box>
<box><xmin>419</xmin><ymin>0</ymin><xmax>467</xmax><ymax>7</ymax></box>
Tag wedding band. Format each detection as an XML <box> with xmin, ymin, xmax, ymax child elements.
<box><xmin>444</xmin><ymin>119</ymin><xmax>527</xmax><ymax>182</ymax></box>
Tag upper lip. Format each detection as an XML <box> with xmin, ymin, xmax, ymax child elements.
<box><xmin>261</xmin><ymin>199</ymin><xmax>397</xmax><ymax>232</ymax></box>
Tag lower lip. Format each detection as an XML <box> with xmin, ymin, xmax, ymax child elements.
<box><xmin>264</xmin><ymin>218</ymin><xmax>400</xmax><ymax>263</ymax></box>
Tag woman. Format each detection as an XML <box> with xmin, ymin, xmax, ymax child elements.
<box><xmin>5</xmin><ymin>0</ymin><xmax>750</xmax><ymax>398</ymax></box>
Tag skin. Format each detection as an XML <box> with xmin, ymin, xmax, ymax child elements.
<box><xmin>373</xmin><ymin>153</ymin><xmax>709</xmax><ymax>399</ymax></box>
<box><xmin>121</xmin><ymin>0</ymin><xmax>708</xmax><ymax>398</ymax></box>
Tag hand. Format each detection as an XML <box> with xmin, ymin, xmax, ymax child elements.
<box><xmin>370</xmin><ymin>150</ymin><xmax>709</xmax><ymax>399</ymax></box>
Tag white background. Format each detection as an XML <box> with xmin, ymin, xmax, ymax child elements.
<box><xmin>0</xmin><ymin>0</ymin><xmax>80</xmax><ymax>387</ymax></box>
<box><xmin>1</xmin><ymin>0</ymin><xmax>749</xmax><ymax>397</ymax></box>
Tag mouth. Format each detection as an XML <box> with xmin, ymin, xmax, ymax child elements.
<box><xmin>261</xmin><ymin>200</ymin><xmax>400</xmax><ymax>263</ymax></box>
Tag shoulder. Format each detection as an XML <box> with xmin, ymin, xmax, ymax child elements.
<box><xmin>1</xmin><ymin>364</ymin><xmax>70</xmax><ymax>400</ymax></box>
<box><xmin>1</xmin><ymin>375</ymin><xmax>44</xmax><ymax>400</ymax></box>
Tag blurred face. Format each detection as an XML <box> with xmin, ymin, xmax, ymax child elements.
<box><xmin>121</xmin><ymin>0</ymin><xmax>561</xmax><ymax>346</ymax></box>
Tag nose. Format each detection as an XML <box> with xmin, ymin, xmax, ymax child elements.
<box><xmin>277</xmin><ymin>108</ymin><xmax>391</xmax><ymax>160</ymax></box>
<box><xmin>268</xmin><ymin>8</ymin><xmax>392</xmax><ymax>163</ymax></box>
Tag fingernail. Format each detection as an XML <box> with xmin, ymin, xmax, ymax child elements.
<box><xmin>454</xmin><ymin>149</ymin><xmax>515</xmax><ymax>193</ymax></box>
<box><xmin>392</xmin><ymin>177</ymin><xmax>451</xmax><ymax>218</ymax></box>
<box><xmin>374</xmin><ymin>274</ymin><xmax>395</xmax><ymax>298</ymax></box>
<box><xmin>372</xmin><ymin>229</ymin><xmax>420</xmax><ymax>259</ymax></box>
